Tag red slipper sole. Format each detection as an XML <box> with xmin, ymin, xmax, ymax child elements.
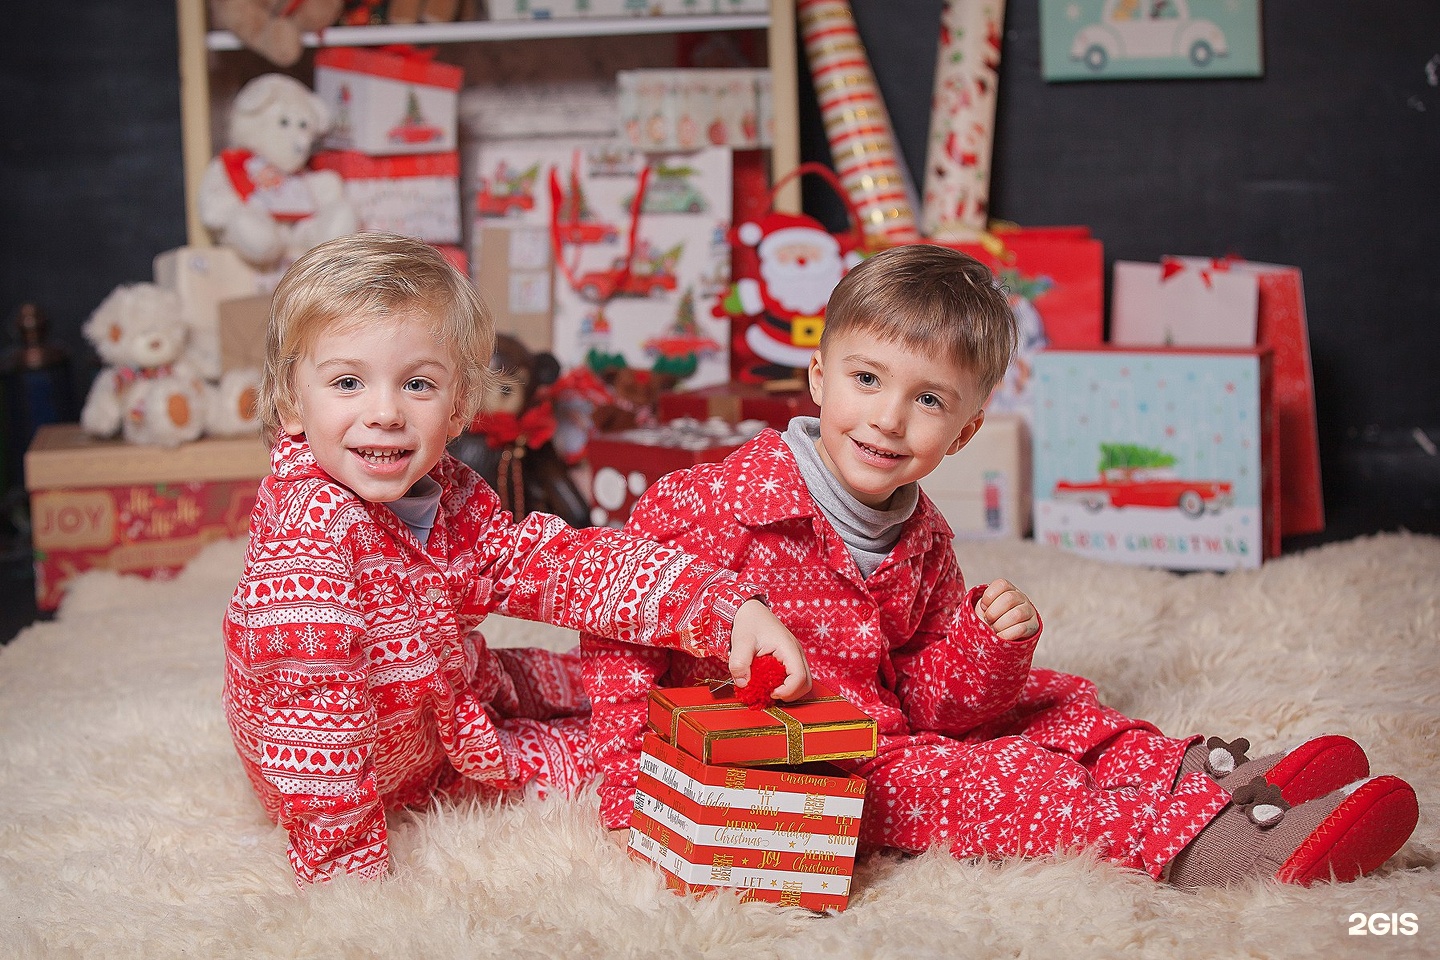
<box><xmin>1266</xmin><ymin>735</ymin><xmax>1370</xmax><ymax>806</ymax></box>
<box><xmin>1276</xmin><ymin>776</ymin><xmax>1418</xmax><ymax>886</ymax></box>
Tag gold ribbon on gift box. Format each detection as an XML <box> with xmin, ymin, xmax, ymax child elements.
<box><xmin>664</xmin><ymin>692</ymin><xmax>875</xmax><ymax>766</ymax></box>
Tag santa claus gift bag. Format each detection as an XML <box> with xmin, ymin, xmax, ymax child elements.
<box><xmin>714</xmin><ymin>162</ymin><xmax>869</xmax><ymax>385</ymax></box>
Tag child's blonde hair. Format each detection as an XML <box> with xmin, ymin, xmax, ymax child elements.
<box><xmin>820</xmin><ymin>244</ymin><xmax>1017</xmax><ymax>402</ymax></box>
<box><xmin>259</xmin><ymin>232</ymin><xmax>496</xmax><ymax>442</ymax></box>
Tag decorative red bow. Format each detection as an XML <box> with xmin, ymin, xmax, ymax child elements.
<box><xmin>471</xmin><ymin>402</ymin><xmax>557</xmax><ymax>450</ymax></box>
<box><xmin>114</xmin><ymin>364</ymin><xmax>174</xmax><ymax>389</ymax></box>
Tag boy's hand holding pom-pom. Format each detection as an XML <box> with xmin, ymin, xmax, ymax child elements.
<box><xmin>735</xmin><ymin>654</ymin><xmax>790</xmax><ymax>709</ymax></box>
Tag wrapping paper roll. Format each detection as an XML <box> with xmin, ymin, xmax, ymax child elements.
<box><xmin>921</xmin><ymin>0</ymin><xmax>1007</xmax><ymax>239</ymax></box>
<box><xmin>798</xmin><ymin>0</ymin><xmax>921</xmax><ymax>248</ymax></box>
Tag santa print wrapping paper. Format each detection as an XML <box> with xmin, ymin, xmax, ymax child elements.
<box><xmin>627</xmin><ymin>732</ymin><xmax>865</xmax><ymax>912</ymax></box>
<box><xmin>646</xmin><ymin>681</ymin><xmax>878</xmax><ymax>767</ymax></box>
<box><xmin>939</xmin><ymin>227</ymin><xmax>1105</xmax><ymax>424</ymax></box>
<box><xmin>922</xmin><ymin>0</ymin><xmax>1007</xmax><ymax>238</ymax></box>
<box><xmin>1032</xmin><ymin>347</ymin><xmax>1279</xmax><ymax>571</ymax></box>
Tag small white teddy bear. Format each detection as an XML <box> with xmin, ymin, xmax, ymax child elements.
<box><xmin>199</xmin><ymin>73</ymin><xmax>358</xmax><ymax>271</ymax></box>
<box><xmin>80</xmin><ymin>283</ymin><xmax>210</xmax><ymax>447</ymax></box>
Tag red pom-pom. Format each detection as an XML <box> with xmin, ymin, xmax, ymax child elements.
<box><xmin>735</xmin><ymin>654</ymin><xmax>788</xmax><ymax>709</ymax></box>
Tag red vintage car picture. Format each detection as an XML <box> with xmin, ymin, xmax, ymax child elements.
<box><xmin>1053</xmin><ymin>466</ymin><xmax>1233</xmax><ymax>517</ymax></box>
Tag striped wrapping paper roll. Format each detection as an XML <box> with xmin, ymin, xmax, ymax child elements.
<box><xmin>797</xmin><ymin>0</ymin><xmax>921</xmax><ymax>248</ymax></box>
<box><xmin>921</xmin><ymin>0</ymin><xmax>1007</xmax><ymax>239</ymax></box>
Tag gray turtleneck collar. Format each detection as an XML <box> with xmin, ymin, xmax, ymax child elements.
<box><xmin>781</xmin><ymin>417</ymin><xmax>918</xmax><ymax>578</ymax></box>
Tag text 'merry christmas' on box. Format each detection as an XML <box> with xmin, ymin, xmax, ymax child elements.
<box><xmin>24</xmin><ymin>424</ymin><xmax>270</xmax><ymax>610</ymax></box>
<box><xmin>1032</xmin><ymin>347</ymin><xmax>1279</xmax><ymax>571</ymax></box>
<box><xmin>629</xmin><ymin>732</ymin><xmax>865</xmax><ymax>913</ymax></box>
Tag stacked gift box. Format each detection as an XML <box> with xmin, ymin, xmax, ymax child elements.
<box><xmin>311</xmin><ymin>46</ymin><xmax>466</xmax><ymax>265</ymax></box>
<box><xmin>628</xmin><ymin>681</ymin><xmax>877</xmax><ymax>912</ymax></box>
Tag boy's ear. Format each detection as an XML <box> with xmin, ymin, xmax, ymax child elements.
<box><xmin>947</xmin><ymin>408</ymin><xmax>985</xmax><ymax>456</ymax></box>
<box><xmin>278</xmin><ymin>401</ymin><xmax>304</xmax><ymax>437</ymax></box>
<box><xmin>807</xmin><ymin>349</ymin><xmax>825</xmax><ymax>405</ymax></box>
<box><xmin>448</xmin><ymin>405</ymin><xmax>467</xmax><ymax>439</ymax></box>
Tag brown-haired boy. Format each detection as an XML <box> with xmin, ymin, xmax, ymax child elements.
<box><xmin>583</xmin><ymin>243</ymin><xmax>1416</xmax><ymax>888</ymax></box>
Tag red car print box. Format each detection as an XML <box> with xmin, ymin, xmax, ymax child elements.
<box><xmin>628</xmin><ymin>682</ymin><xmax>876</xmax><ymax>912</ymax></box>
<box><xmin>1032</xmin><ymin>347</ymin><xmax>1279</xmax><ymax>571</ymax></box>
<box><xmin>24</xmin><ymin>424</ymin><xmax>269</xmax><ymax>610</ymax></box>
<box><xmin>314</xmin><ymin>46</ymin><xmax>462</xmax><ymax>157</ymax></box>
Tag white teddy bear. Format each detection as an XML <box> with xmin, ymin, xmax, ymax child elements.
<box><xmin>199</xmin><ymin>73</ymin><xmax>358</xmax><ymax>271</ymax></box>
<box><xmin>80</xmin><ymin>284</ymin><xmax>211</xmax><ymax>447</ymax></box>
<box><xmin>206</xmin><ymin>367</ymin><xmax>264</xmax><ymax>438</ymax></box>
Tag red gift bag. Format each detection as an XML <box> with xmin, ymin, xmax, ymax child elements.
<box><xmin>940</xmin><ymin>226</ymin><xmax>1105</xmax><ymax>420</ymax></box>
<box><xmin>1160</xmin><ymin>256</ymin><xmax>1324</xmax><ymax>536</ymax></box>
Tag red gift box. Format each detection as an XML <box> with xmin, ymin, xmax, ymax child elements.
<box><xmin>24</xmin><ymin>424</ymin><xmax>269</xmax><ymax>610</ymax></box>
<box><xmin>584</xmin><ymin>422</ymin><xmax>759</xmax><ymax>527</ymax></box>
<box><xmin>657</xmin><ymin>382</ymin><xmax>819</xmax><ymax>432</ymax></box>
<box><xmin>628</xmin><ymin>731</ymin><xmax>866</xmax><ymax>912</ymax></box>
<box><xmin>646</xmin><ymin>681</ymin><xmax>878</xmax><ymax>767</ymax></box>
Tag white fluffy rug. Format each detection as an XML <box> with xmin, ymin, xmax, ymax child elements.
<box><xmin>1</xmin><ymin>533</ymin><xmax>1436</xmax><ymax>959</ymax></box>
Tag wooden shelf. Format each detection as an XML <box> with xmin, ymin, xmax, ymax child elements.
<box><xmin>175</xmin><ymin>0</ymin><xmax>799</xmax><ymax>246</ymax></box>
<box><xmin>204</xmin><ymin>14</ymin><xmax>771</xmax><ymax>50</ymax></box>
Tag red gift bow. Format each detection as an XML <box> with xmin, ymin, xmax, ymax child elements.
<box><xmin>471</xmin><ymin>402</ymin><xmax>557</xmax><ymax>450</ymax></box>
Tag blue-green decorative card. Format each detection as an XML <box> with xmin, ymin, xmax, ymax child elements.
<box><xmin>1040</xmin><ymin>0</ymin><xmax>1263</xmax><ymax>82</ymax></box>
<box><xmin>1032</xmin><ymin>348</ymin><xmax>1277</xmax><ymax>570</ymax></box>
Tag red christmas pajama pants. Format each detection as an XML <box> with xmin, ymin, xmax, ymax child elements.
<box><xmin>854</xmin><ymin>669</ymin><xmax>1231</xmax><ymax>878</ymax></box>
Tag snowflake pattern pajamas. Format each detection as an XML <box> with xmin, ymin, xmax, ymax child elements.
<box><xmin>582</xmin><ymin>428</ymin><xmax>1228</xmax><ymax>878</ymax></box>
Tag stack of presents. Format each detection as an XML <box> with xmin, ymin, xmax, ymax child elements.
<box><xmin>629</xmin><ymin>681</ymin><xmax>877</xmax><ymax>911</ymax></box>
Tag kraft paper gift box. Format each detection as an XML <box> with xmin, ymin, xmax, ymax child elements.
<box><xmin>23</xmin><ymin>424</ymin><xmax>270</xmax><ymax>611</ymax></box>
<box><xmin>646</xmin><ymin>681</ymin><xmax>878</xmax><ymax>768</ymax></box>
<box><xmin>152</xmin><ymin>246</ymin><xmax>265</xmax><ymax>379</ymax></box>
<box><xmin>309</xmin><ymin>150</ymin><xmax>462</xmax><ymax>244</ymax></box>
<box><xmin>218</xmin><ymin>294</ymin><xmax>271</xmax><ymax>373</ymax></box>
<box><xmin>656</xmin><ymin>382</ymin><xmax>819</xmax><ymax>431</ymax></box>
<box><xmin>583</xmin><ymin>418</ymin><xmax>761</xmax><ymax>527</ymax></box>
<box><xmin>315</xmin><ymin>46</ymin><xmax>463</xmax><ymax>157</ymax></box>
<box><xmin>1031</xmin><ymin>347</ymin><xmax>1279</xmax><ymax>572</ymax></box>
<box><xmin>628</xmin><ymin>731</ymin><xmax>867</xmax><ymax>913</ymax></box>
<box><xmin>921</xmin><ymin>411</ymin><xmax>1032</xmax><ymax>540</ymax></box>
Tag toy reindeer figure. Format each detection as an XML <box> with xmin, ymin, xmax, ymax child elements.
<box><xmin>451</xmin><ymin>335</ymin><xmax>591</xmax><ymax>529</ymax></box>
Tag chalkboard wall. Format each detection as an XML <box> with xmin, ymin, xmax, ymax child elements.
<box><xmin>1</xmin><ymin>0</ymin><xmax>1435</xmax><ymax>537</ymax></box>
